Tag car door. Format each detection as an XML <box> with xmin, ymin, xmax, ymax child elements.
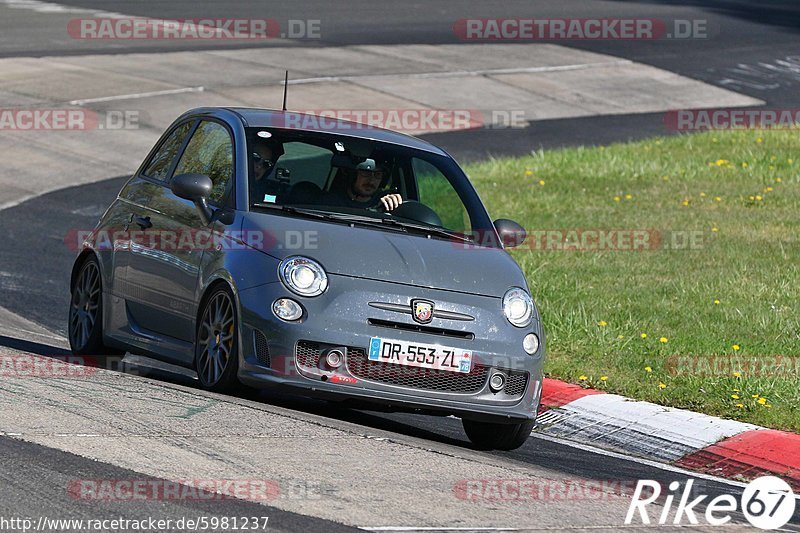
<box><xmin>125</xmin><ymin>119</ymin><xmax>235</xmax><ymax>342</ymax></box>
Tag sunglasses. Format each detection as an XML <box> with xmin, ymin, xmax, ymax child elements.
<box><xmin>252</xmin><ymin>152</ymin><xmax>274</xmax><ymax>169</ymax></box>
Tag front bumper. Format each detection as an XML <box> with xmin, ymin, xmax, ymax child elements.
<box><xmin>236</xmin><ymin>275</ymin><xmax>545</xmax><ymax>423</ymax></box>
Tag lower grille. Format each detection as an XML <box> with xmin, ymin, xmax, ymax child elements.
<box><xmin>296</xmin><ymin>340</ymin><xmax>322</xmax><ymax>370</ymax></box>
<box><xmin>504</xmin><ymin>371</ymin><xmax>529</xmax><ymax>396</ymax></box>
<box><xmin>347</xmin><ymin>349</ymin><xmax>489</xmax><ymax>394</ymax></box>
<box><xmin>253</xmin><ymin>331</ymin><xmax>271</xmax><ymax>367</ymax></box>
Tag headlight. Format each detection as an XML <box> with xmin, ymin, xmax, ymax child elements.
<box><xmin>503</xmin><ymin>287</ymin><xmax>533</xmax><ymax>327</ymax></box>
<box><xmin>279</xmin><ymin>257</ymin><xmax>328</xmax><ymax>297</ymax></box>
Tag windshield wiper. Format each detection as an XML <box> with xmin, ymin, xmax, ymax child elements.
<box><xmin>378</xmin><ymin>218</ymin><xmax>475</xmax><ymax>243</ymax></box>
<box><xmin>251</xmin><ymin>203</ymin><xmax>336</xmax><ymax>220</ymax></box>
<box><xmin>251</xmin><ymin>204</ymin><xmax>408</xmax><ymax>232</ymax></box>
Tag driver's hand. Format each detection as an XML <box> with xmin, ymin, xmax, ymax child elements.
<box><xmin>380</xmin><ymin>193</ymin><xmax>403</xmax><ymax>212</ymax></box>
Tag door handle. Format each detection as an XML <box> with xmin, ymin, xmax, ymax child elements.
<box><xmin>134</xmin><ymin>216</ymin><xmax>152</xmax><ymax>229</ymax></box>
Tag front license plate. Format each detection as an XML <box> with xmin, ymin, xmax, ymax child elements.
<box><xmin>368</xmin><ymin>337</ymin><xmax>472</xmax><ymax>373</ymax></box>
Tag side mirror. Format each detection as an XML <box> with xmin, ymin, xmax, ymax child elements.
<box><xmin>493</xmin><ymin>218</ymin><xmax>526</xmax><ymax>248</ymax></box>
<box><xmin>171</xmin><ymin>173</ymin><xmax>214</xmax><ymax>225</ymax></box>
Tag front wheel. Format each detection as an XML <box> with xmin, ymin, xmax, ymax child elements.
<box><xmin>195</xmin><ymin>285</ymin><xmax>240</xmax><ymax>393</ymax></box>
<box><xmin>68</xmin><ymin>255</ymin><xmax>123</xmax><ymax>357</ymax></box>
<box><xmin>462</xmin><ymin>418</ymin><xmax>535</xmax><ymax>451</ymax></box>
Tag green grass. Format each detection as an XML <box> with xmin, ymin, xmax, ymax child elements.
<box><xmin>462</xmin><ymin>129</ymin><xmax>800</xmax><ymax>432</ymax></box>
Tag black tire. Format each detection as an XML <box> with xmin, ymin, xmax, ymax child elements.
<box><xmin>68</xmin><ymin>255</ymin><xmax>123</xmax><ymax>357</ymax></box>
<box><xmin>194</xmin><ymin>285</ymin><xmax>240</xmax><ymax>393</ymax></box>
<box><xmin>462</xmin><ymin>418</ymin><xmax>535</xmax><ymax>451</ymax></box>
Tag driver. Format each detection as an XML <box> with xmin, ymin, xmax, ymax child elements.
<box><xmin>330</xmin><ymin>159</ymin><xmax>403</xmax><ymax>211</ymax></box>
<box><xmin>249</xmin><ymin>138</ymin><xmax>283</xmax><ymax>204</ymax></box>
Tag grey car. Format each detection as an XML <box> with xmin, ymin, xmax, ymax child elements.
<box><xmin>68</xmin><ymin>107</ymin><xmax>544</xmax><ymax>450</ymax></box>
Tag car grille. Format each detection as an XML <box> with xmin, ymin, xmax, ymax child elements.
<box><xmin>295</xmin><ymin>340</ymin><xmax>527</xmax><ymax>398</ymax></box>
<box><xmin>346</xmin><ymin>349</ymin><xmax>489</xmax><ymax>394</ymax></box>
<box><xmin>296</xmin><ymin>340</ymin><xmax>322</xmax><ymax>370</ymax></box>
<box><xmin>503</xmin><ymin>371</ymin><xmax>529</xmax><ymax>396</ymax></box>
<box><xmin>253</xmin><ymin>331</ymin><xmax>271</xmax><ymax>367</ymax></box>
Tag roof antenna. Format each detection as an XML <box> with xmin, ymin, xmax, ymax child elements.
<box><xmin>282</xmin><ymin>70</ymin><xmax>288</xmax><ymax>111</ymax></box>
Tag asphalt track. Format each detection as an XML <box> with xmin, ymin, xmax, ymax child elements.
<box><xmin>1</xmin><ymin>0</ymin><xmax>800</xmax><ymax>530</ymax></box>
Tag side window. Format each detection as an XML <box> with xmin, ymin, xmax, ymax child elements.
<box><xmin>412</xmin><ymin>158</ymin><xmax>471</xmax><ymax>233</ymax></box>
<box><xmin>142</xmin><ymin>121</ymin><xmax>194</xmax><ymax>181</ymax></box>
<box><xmin>174</xmin><ymin>121</ymin><xmax>234</xmax><ymax>205</ymax></box>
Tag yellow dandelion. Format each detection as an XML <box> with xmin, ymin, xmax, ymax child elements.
<box><xmin>755</xmin><ymin>195</ymin><xmax>763</xmax><ymax>201</ymax></box>
<box><xmin>731</xmin><ymin>394</ymin><xmax>740</xmax><ymax>399</ymax></box>
<box><xmin>682</xmin><ymin>199</ymin><xmax>690</xmax><ymax>206</ymax></box>
<box><xmin>662</xmin><ymin>176</ymin><xmax>669</xmax><ymax>181</ymax></box>
<box><xmin>776</xmin><ymin>177</ymin><xmax>782</xmax><ymax>183</ymax></box>
<box><xmin>752</xmin><ymin>394</ymin><xmax>759</xmax><ymax>398</ymax></box>
<box><xmin>539</xmin><ymin>179</ymin><xmax>545</xmax><ymax>186</ymax></box>
<box><xmin>617</xmin><ymin>335</ymin><xmax>624</xmax><ymax>339</ymax></box>
<box><xmin>741</xmin><ymin>162</ymin><xmax>749</xmax><ymax>168</ymax></box>
<box><xmin>597</xmin><ymin>320</ymin><xmax>608</xmax><ymax>327</ymax></box>
<box><xmin>578</xmin><ymin>375</ymin><xmax>588</xmax><ymax>381</ymax></box>
<box><xmin>658</xmin><ymin>383</ymin><xmax>666</xmax><ymax>390</ymax></box>
<box><xmin>732</xmin><ymin>344</ymin><xmax>740</xmax><ymax>351</ymax></box>
<box><xmin>789</xmin><ymin>159</ymin><xmax>794</xmax><ymax>164</ymax></box>
<box><xmin>735</xmin><ymin>403</ymin><xmax>744</xmax><ymax>408</ymax></box>
<box><xmin>613</xmin><ymin>196</ymin><xmax>621</xmax><ymax>202</ymax></box>
<box><xmin>525</xmin><ymin>169</ymin><xmax>533</xmax><ymax>176</ymax></box>
<box><xmin>625</xmin><ymin>194</ymin><xmax>632</xmax><ymax>200</ymax></box>
<box><xmin>640</xmin><ymin>333</ymin><xmax>647</xmax><ymax>339</ymax></box>
<box><xmin>659</xmin><ymin>337</ymin><xmax>668</xmax><ymax>343</ymax></box>
<box><xmin>714</xmin><ymin>196</ymin><xmax>722</xmax><ymax>202</ymax></box>
<box><xmin>757</xmin><ymin>397</ymin><xmax>767</xmax><ymax>405</ymax></box>
<box><xmin>756</xmin><ymin>137</ymin><xmax>763</xmax><ymax>143</ymax></box>
<box><xmin>644</xmin><ymin>366</ymin><xmax>652</xmax><ymax>373</ymax></box>
<box><xmin>765</xmin><ymin>187</ymin><xmax>773</xmax><ymax>192</ymax></box>
<box><xmin>699</xmin><ymin>192</ymin><xmax>706</xmax><ymax>197</ymax></box>
<box><xmin>711</xmin><ymin>227</ymin><xmax>719</xmax><ymax>232</ymax></box>
<box><xmin>733</xmin><ymin>371</ymin><xmax>742</xmax><ymax>378</ymax></box>
<box><xmin>714</xmin><ymin>299</ymin><xmax>720</xmax><ymax>305</ymax></box>
<box><xmin>749</xmin><ymin>195</ymin><xmax>755</xmax><ymax>201</ymax></box>
<box><xmin>600</xmin><ymin>376</ymin><xmax>608</xmax><ymax>381</ymax></box>
<box><xmin>768</xmin><ymin>165</ymin><xmax>775</xmax><ymax>170</ymax></box>
<box><xmin>715</xmin><ymin>159</ymin><xmax>728</xmax><ymax>166</ymax></box>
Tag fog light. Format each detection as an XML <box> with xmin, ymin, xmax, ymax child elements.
<box><xmin>523</xmin><ymin>333</ymin><xmax>540</xmax><ymax>355</ymax></box>
<box><xmin>489</xmin><ymin>372</ymin><xmax>506</xmax><ymax>393</ymax></box>
<box><xmin>325</xmin><ymin>349</ymin><xmax>344</xmax><ymax>369</ymax></box>
<box><xmin>272</xmin><ymin>298</ymin><xmax>303</xmax><ymax>321</ymax></box>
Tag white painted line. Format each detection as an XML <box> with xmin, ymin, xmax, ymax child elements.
<box><xmin>530</xmin><ymin>433</ymin><xmax>750</xmax><ymax>490</ymax></box>
<box><xmin>69</xmin><ymin>86</ymin><xmax>205</xmax><ymax>106</ymax></box>
<box><xmin>286</xmin><ymin>61</ymin><xmax>633</xmax><ymax>85</ymax></box>
<box><xmin>0</xmin><ymin>0</ymin><xmax>127</xmax><ymax>17</ymax></box>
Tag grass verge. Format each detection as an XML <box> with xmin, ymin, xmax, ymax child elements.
<box><xmin>463</xmin><ymin>128</ymin><xmax>799</xmax><ymax>432</ymax></box>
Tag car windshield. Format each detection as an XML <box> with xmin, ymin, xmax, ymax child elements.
<box><xmin>246</xmin><ymin>128</ymin><xmax>494</xmax><ymax>239</ymax></box>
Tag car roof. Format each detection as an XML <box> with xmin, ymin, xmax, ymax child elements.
<box><xmin>215</xmin><ymin>107</ymin><xmax>448</xmax><ymax>156</ymax></box>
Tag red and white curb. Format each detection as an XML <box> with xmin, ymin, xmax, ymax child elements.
<box><xmin>536</xmin><ymin>379</ymin><xmax>800</xmax><ymax>490</ymax></box>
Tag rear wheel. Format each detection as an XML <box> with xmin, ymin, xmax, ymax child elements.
<box><xmin>195</xmin><ymin>285</ymin><xmax>240</xmax><ymax>392</ymax></box>
<box><xmin>462</xmin><ymin>418</ymin><xmax>535</xmax><ymax>451</ymax></box>
<box><xmin>68</xmin><ymin>256</ymin><xmax>122</xmax><ymax>357</ymax></box>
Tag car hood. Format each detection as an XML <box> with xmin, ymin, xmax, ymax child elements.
<box><xmin>242</xmin><ymin>212</ymin><xmax>528</xmax><ymax>298</ymax></box>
